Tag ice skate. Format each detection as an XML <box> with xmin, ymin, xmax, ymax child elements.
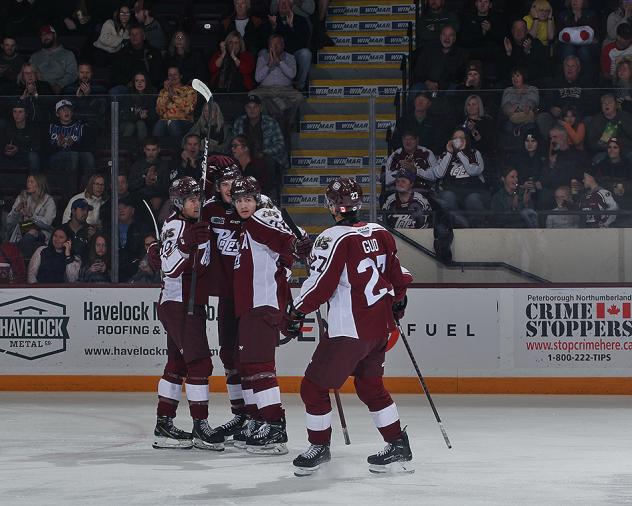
<box><xmin>152</xmin><ymin>415</ymin><xmax>193</xmax><ymax>449</ymax></box>
<box><xmin>192</xmin><ymin>419</ymin><xmax>225</xmax><ymax>451</ymax></box>
<box><xmin>367</xmin><ymin>428</ymin><xmax>414</xmax><ymax>474</ymax></box>
<box><xmin>293</xmin><ymin>444</ymin><xmax>331</xmax><ymax>476</ymax></box>
<box><xmin>211</xmin><ymin>413</ymin><xmax>248</xmax><ymax>445</ymax></box>
<box><xmin>245</xmin><ymin>420</ymin><xmax>288</xmax><ymax>455</ymax></box>
<box><xmin>233</xmin><ymin>418</ymin><xmax>264</xmax><ymax>449</ymax></box>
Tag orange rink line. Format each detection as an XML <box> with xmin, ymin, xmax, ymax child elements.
<box><xmin>2</xmin><ymin>376</ymin><xmax>632</xmax><ymax>394</ymax></box>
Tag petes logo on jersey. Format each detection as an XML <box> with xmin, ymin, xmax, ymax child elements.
<box><xmin>215</xmin><ymin>229</ymin><xmax>239</xmax><ymax>256</ymax></box>
<box><xmin>314</xmin><ymin>236</ymin><xmax>332</xmax><ymax>250</ymax></box>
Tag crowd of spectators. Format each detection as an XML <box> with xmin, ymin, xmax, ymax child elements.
<box><xmin>0</xmin><ymin>0</ymin><xmax>336</xmax><ymax>284</ymax></box>
<box><xmin>384</xmin><ymin>0</ymin><xmax>632</xmax><ymax>231</ymax></box>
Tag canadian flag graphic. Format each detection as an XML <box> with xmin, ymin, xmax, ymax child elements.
<box><xmin>596</xmin><ymin>302</ymin><xmax>631</xmax><ymax>319</ymax></box>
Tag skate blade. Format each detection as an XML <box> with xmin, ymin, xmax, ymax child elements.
<box><xmin>246</xmin><ymin>443</ymin><xmax>288</xmax><ymax>455</ymax></box>
<box><xmin>152</xmin><ymin>436</ymin><xmax>193</xmax><ymax>449</ymax></box>
<box><xmin>293</xmin><ymin>464</ymin><xmax>323</xmax><ymax>477</ymax></box>
<box><xmin>369</xmin><ymin>461</ymin><xmax>415</xmax><ymax>474</ymax></box>
<box><xmin>193</xmin><ymin>438</ymin><xmax>225</xmax><ymax>451</ymax></box>
<box><xmin>233</xmin><ymin>440</ymin><xmax>247</xmax><ymax>449</ymax></box>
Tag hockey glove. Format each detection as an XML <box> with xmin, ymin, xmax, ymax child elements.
<box><xmin>293</xmin><ymin>235</ymin><xmax>312</xmax><ymax>260</ymax></box>
<box><xmin>392</xmin><ymin>295</ymin><xmax>408</xmax><ymax>322</ymax></box>
<box><xmin>281</xmin><ymin>307</ymin><xmax>306</xmax><ymax>340</ymax></box>
<box><xmin>147</xmin><ymin>241</ymin><xmax>162</xmax><ymax>271</ymax></box>
<box><xmin>179</xmin><ymin>222</ymin><xmax>211</xmax><ymax>255</ymax></box>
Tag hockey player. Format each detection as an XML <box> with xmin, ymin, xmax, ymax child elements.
<box><xmin>231</xmin><ymin>176</ymin><xmax>297</xmax><ymax>455</ymax></box>
<box><xmin>152</xmin><ymin>177</ymin><xmax>224</xmax><ymax>451</ymax></box>
<box><xmin>285</xmin><ymin>177</ymin><xmax>414</xmax><ymax>476</ymax></box>
<box><xmin>199</xmin><ymin>155</ymin><xmax>247</xmax><ymax>443</ymax></box>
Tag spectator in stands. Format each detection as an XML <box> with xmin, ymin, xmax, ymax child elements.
<box><xmin>507</xmin><ymin>130</ymin><xmax>545</xmax><ymax>205</ymax></box>
<box><xmin>537</xmin><ymin>55</ymin><xmax>595</xmax><ymax>137</ymax></box>
<box><xmin>0</xmin><ymin>37</ymin><xmax>25</xmax><ymax>92</ymax></box>
<box><xmin>117</xmin><ymin>196</ymin><xmax>149</xmax><ymax>282</ymax></box>
<box><xmin>270</xmin><ymin>0</ymin><xmax>315</xmax><ymax>36</ymax></box>
<box><xmin>17</xmin><ymin>63</ymin><xmax>53</xmax><ymax>122</ymax></box>
<box><xmin>62</xmin><ymin>63</ymin><xmax>108</xmax><ymax>130</ymax></box>
<box><xmin>165</xmin><ymin>31</ymin><xmax>205</xmax><ymax>86</ymax></box>
<box><xmin>29</xmin><ymin>25</ymin><xmax>77</xmax><ymax>94</ymax></box>
<box><xmin>594</xmin><ymin>137</ymin><xmax>632</xmax><ymax>182</ymax></box>
<box><xmin>210</xmin><ymin>31</ymin><xmax>256</xmax><ymax>93</ymax></box>
<box><xmin>169</xmin><ymin>133</ymin><xmax>203</xmax><ymax>185</ymax></box>
<box><xmin>221</xmin><ymin>0</ymin><xmax>271</xmax><ymax>56</ymax></box>
<box><xmin>557</xmin><ymin>0</ymin><xmax>601</xmax><ymax>77</ymax></box>
<box><xmin>62</xmin><ymin>62</ymin><xmax>107</xmax><ymax>96</ymax></box>
<box><xmin>586</xmin><ymin>94</ymin><xmax>632</xmax><ymax>161</ymax></box>
<box><xmin>459</xmin><ymin>0</ymin><xmax>505</xmax><ymax>72</ymax></box>
<box><xmin>490</xmin><ymin>167</ymin><xmax>538</xmax><ymax>227</ymax></box>
<box><xmin>601</xmin><ymin>22</ymin><xmax>632</xmax><ymax>82</ymax></box>
<box><xmin>580</xmin><ymin>168</ymin><xmax>618</xmax><ymax>228</ymax></box>
<box><xmin>432</xmin><ymin>128</ymin><xmax>488</xmax><ymax>228</ymax></box>
<box><xmin>27</xmin><ymin>227</ymin><xmax>80</xmax><ymax>284</ymax></box>
<box><xmin>545</xmin><ymin>185</ymin><xmax>580</xmax><ymax>228</ymax></box>
<box><xmin>501</xmin><ymin>19</ymin><xmax>548</xmax><ymax>83</ymax></box>
<box><xmin>187</xmin><ymin>102</ymin><xmax>226</xmax><ymax>152</ymax></box>
<box><xmin>314</xmin><ymin>0</ymin><xmax>334</xmax><ymax>48</ymax></box>
<box><xmin>230</xmin><ymin>134</ymin><xmax>273</xmax><ymax>195</ymax></box>
<box><xmin>381</xmin><ymin>169</ymin><xmax>432</xmax><ymax>229</ymax></box>
<box><xmin>607</xmin><ymin>1</ymin><xmax>632</xmax><ymax>46</ymax></box>
<box><xmin>456</xmin><ymin>61</ymin><xmax>495</xmax><ymax>116</ymax></box>
<box><xmin>59</xmin><ymin>1</ymin><xmax>96</xmax><ymax>36</ymax></box>
<box><xmin>0</xmin><ymin>100</ymin><xmax>41</xmax><ymax>172</ymax></box>
<box><xmin>61</xmin><ymin>198</ymin><xmax>92</xmax><ymax>257</ymax></box>
<box><xmin>412</xmin><ymin>25</ymin><xmax>468</xmax><ymax>93</ymax></box>
<box><xmin>542</xmin><ymin>125</ymin><xmax>587</xmax><ymax>200</ymax></box>
<box><xmin>524</xmin><ymin>0</ymin><xmax>555</xmax><ymax>48</ymax></box>
<box><xmin>62</xmin><ymin>174</ymin><xmax>106</xmax><ymax>226</ymax></box>
<box><xmin>615</xmin><ymin>59</ymin><xmax>632</xmax><ymax>113</ymax></box>
<box><xmin>233</xmin><ymin>94</ymin><xmax>288</xmax><ymax>170</ymax></box>
<box><xmin>121</xmin><ymin>71</ymin><xmax>158</xmax><ymax>140</ymax></box>
<box><xmin>78</xmin><ymin>232</ymin><xmax>110</xmax><ymax>283</ymax></box>
<box><xmin>129</xmin><ymin>233</ymin><xmax>161</xmax><ymax>283</ymax></box>
<box><xmin>134</xmin><ymin>1</ymin><xmax>167</xmax><ymax>52</ymax></box>
<box><xmin>129</xmin><ymin>137</ymin><xmax>170</xmax><ymax>200</ymax></box>
<box><xmin>270</xmin><ymin>0</ymin><xmax>312</xmax><ymax>91</ymax></box>
<box><xmin>611</xmin><ymin>178</ymin><xmax>632</xmax><ymax>226</ymax></box>
<box><xmin>99</xmin><ymin>172</ymin><xmax>130</xmax><ymax>231</ymax></box>
<box><xmin>391</xmin><ymin>91</ymin><xmax>437</xmax><ymax>153</ymax></box>
<box><xmin>417</xmin><ymin>0</ymin><xmax>460</xmax><ymax>44</ymax></box>
<box><xmin>253</xmin><ymin>34</ymin><xmax>303</xmax><ymax>130</ymax></box>
<box><xmin>6</xmin><ymin>173</ymin><xmax>56</xmax><ymax>243</ymax></box>
<box><xmin>558</xmin><ymin>105</ymin><xmax>586</xmax><ymax>150</ymax></box>
<box><xmin>383</xmin><ymin>130</ymin><xmax>437</xmax><ymax>194</ymax></box>
<box><xmin>92</xmin><ymin>4</ymin><xmax>132</xmax><ymax>66</ymax></box>
<box><xmin>110</xmin><ymin>25</ymin><xmax>165</xmax><ymax>92</ymax></box>
<box><xmin>501</xmin><ymin>67</ymin><xmax>539</xmax><ymax>135</ymax></box>
<box><xmin>47</xmin><ymin>99</ymin><xmax>95</xmax><ymax>172</ymax></box>
<box><xmin>0</xmin><ymin>229</ymin><xmax>26</xmax><ymax>284</ymax></box>
<box><xmin>153</xmin><ymin>66</ymin><xmax>197</xmax><ymax>139</ymax></box>
<box><xmin>462</xmin><ymin>94</ymin><xmax>496</xmax><ymax>157</ymax></box>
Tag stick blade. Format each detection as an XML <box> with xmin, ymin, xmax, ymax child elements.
<box><xmin>192</xmin><ymin>79</ymin><xmax>212</xmax><ymax>102</ymax></box>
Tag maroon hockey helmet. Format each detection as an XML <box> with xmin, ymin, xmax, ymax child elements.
<box><xmin>204</xmin><ymin>154</ymin><xmax>241</xmax><ymax>188</ymax></box>
<box><xmin>325</xmin><ymin>177</ymin><xmax>363</xmax><ymax>212</ymax></box>
<box><xmin>230</xmin><ymin>176</ymin><xmax>261</xmax><ymax>203</ymax></box>
<box><xmin>169</xmin><ymin>176</ymin><xmax>201</xmax><ymax>211</ymax></box>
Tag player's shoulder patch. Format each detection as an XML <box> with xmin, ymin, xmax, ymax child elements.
<box><xmin>253</xmin><ymin>207</ymin><xmax>292</xmax><ymax>233</ymax></box>
<box><xmin>313</xmin><ymin>234</ymin><xmax>333</xmax><ymax>250</ymax></box>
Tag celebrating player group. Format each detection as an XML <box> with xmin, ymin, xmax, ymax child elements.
<box><xmin>148</xmin><ymin>153</ymin><xmax>415</xmax><ymax>476</ymax></box>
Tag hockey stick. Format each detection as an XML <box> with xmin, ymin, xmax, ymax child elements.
<box><xmin>281</xmin><ymin>208</ymin><xmax>351</xmax><ymax>445</ymax></box>
<box><xmin>187</xmin><ymin>79</ymin><xmax>214</xmax><ymax>315</ymax></box>
<box><xmin>396</xmin><ymin>320</ymin><xmax>452</xmax><ymax>449</ymax></box>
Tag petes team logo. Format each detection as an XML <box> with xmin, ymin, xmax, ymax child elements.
<box><xmin>215</xmin><ymin>229</ymin><xmax>239</xmax><ymax>256</ymax></box>
<box><xmin>0</xmin><ymin>296</ymin><xmax>70</xmax><ymax>360</ymax></box>
<box><xmin>314</xmin><ymin>236</ymin><xmax>333</xmax><ymax>250</ymax></box>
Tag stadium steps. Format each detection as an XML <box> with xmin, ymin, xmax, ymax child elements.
<box><xmin>287</xmin><ymin>0</ymin><xmax>412</xmax><ymax>233</ymax></box>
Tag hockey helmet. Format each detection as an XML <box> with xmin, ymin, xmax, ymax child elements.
<box><xmin>230</xmin><ymin>176</ymin><xmax>261</xmax><ymax>203</ymax></box>
<box><xmin>169</xmin><ymin>176</ymin><xmax>201</xmax><ymax>211</ymax></box>
<box><xmin>325</xmin><ymin>177</ymin><xmax>363</xmax><ymax>212</ymax></box>
<box><xmin>205</xmin><ymin>154</ymin><xmax>242</xmax><ymax>188</ymax></box>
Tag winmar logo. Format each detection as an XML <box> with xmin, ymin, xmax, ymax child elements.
<box><xmin>0</xmin><ymin>296</ymin><xmax>70</xmax><ymax>360</ymax></box>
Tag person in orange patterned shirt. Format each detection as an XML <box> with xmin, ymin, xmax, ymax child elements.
<box><xmin>153</xmin><ymin>66</ymin><xmax>197</xmax><ymax>139</ymax></box>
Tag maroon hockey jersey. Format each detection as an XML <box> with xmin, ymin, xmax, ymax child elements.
<box><xmin>233</xmin><ymin>207</ymin><xmax>295</xmax><ymax>317</ymax></box>
<box><xmin>580</xmin><ymin>187</ymin><xmax>618</xmax><ymax>228</ymax></box>
<box><xmin>294</xmin><ymin>222</ymin><xmax>412</xmax><ymax>340</ymax></box>
<box><xmin>158</xmin><ymin>213</ymin><xmax>211</xmax><ymax>305</ymax></box>
<box><xmin>201</xmin><ymin>197</ymin><xmax>242</xmax><ymax>298</ymax></box>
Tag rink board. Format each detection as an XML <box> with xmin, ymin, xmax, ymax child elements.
<box><xmin>1</xmin><ymin>286</ymin><xmax>632</xmax><ymax>393</ymax></box>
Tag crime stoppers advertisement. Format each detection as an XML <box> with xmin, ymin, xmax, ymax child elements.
<box><xmin>514</xmin><ymin>288</ymin><xmax>632</xmax><ymax>368</ymax></box>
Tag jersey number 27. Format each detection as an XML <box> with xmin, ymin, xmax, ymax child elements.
<box><xmin>357</xmin><ymin>254</ymin><xmax>387</xmax><ymax>306</ymax></box>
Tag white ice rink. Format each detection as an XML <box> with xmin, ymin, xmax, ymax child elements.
<box><xmin>1</xmin><ymin>392</ymin><xmax>631</xmax><ymax>506</ymax></box>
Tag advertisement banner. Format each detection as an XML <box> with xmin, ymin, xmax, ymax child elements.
<box><xmin>514</xmin><ymin>288</ymin><xmax>632</xmax><ymax>368</ymax></box>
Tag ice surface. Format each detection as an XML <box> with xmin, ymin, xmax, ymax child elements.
<box><xmin>1</xmin><ymin>393</ymin><xmax>631</xmax><ymax>505</ymax></box>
